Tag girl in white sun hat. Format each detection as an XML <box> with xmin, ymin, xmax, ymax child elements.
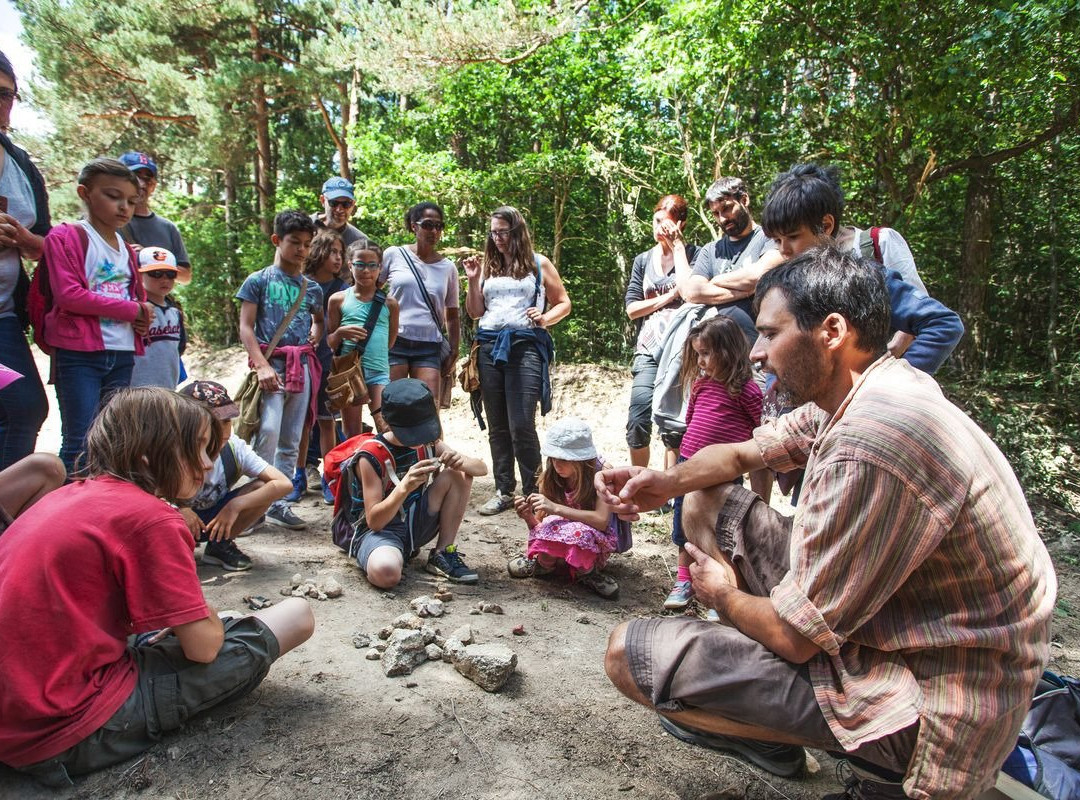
<box><xmin>507</xmin><ymin>417</ymin><xmax>620</xmax><ymax>599</ymax></box>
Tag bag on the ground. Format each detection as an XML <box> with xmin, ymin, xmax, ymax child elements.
<box><xmin>1000</xmin><ymin>670</ymin><xmax>1080</xmax><ymax>799</ymax></box>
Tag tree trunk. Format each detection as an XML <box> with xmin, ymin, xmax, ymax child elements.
<box><xmin>223</xmin><ymin>167</ymin><xmax>241</xmax><ymax>345</ymax></box>
<box><xmin>251</xmin><ymin>22</ymin><xmax>274</xmax><ymax>236</ymax></box>
<box><xmin>954</xmin><ymin>164</ymin><xmax>997</xmax><ymax>374</ymax></box>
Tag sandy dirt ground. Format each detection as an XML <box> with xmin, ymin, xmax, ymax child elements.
<box><xmin>1</xmin><ymin>347</ymin><xmax>1077</xmax><ymax>800</ymax></box>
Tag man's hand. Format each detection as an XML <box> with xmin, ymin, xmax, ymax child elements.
<box><xmin>684</xmin><ymin>542</ymin><xmax>739</xmax><ymax>611</ymax></box>
<box><xmin>594</xmin><ymin>466</ymin><xmax>675</xmax><ymax>520</ymax></box>
<box><xmin>256</xmin><ymin>363</ymin><xmax>282</xmax><ymax>392</ymax></box>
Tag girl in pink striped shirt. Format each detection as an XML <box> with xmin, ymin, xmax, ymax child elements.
<box><xmin>663</xmin><ymin>315</ymin><xmax>762</xmax><ymax>615</ymax></box>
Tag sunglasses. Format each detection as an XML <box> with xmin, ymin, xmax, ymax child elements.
<box><xmin>416</xmin><ymin>219</ymin><xmax>444</xmax><ymax>231</ymax></box>
<box><xmin>329</xmin><ymin>199</ymin><xmax>353</xmax><ymax>209</ymax></box>
<box><xmin>144</xmin><ymin>270</ymin><xmax>177</xmax><ymax>279</ymax></box>
<box><xmin>0</xmin><ymin>90</ymin><xmax>19</xmax><ymax>105</ymax></box>
<box><xmin>351</xmin><ymin>260</ymin><xmax>379</xmax><ymax>270</ymax></box>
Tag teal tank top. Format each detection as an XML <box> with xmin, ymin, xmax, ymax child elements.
<box><xmin>340</xmin><ymin>291</ymin><xmax>390</xmax><ymax>376</ymax></box>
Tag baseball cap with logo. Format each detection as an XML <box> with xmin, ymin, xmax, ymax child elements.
<box><xmin>179</xmin><ymin>380</ymin><xmax>240</xmax><ymax>421</ymax></box>
<box><xmin>118</xmin><ymin>151</ymin><xmax>158</xmax><ymax>177</ymax></box>
<box><xmin>321</xmin><ymin>176</ymin><xmax>355</xmax><ymax>202</ymax></box>
<box><xmin>137</xmin><ymin>247</ymin><xmax>179</xmax><ymax>273</ymax></box>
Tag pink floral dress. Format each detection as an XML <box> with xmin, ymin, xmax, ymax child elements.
<box><xmin>526</xmin><ymin>491</ymin><xmax>619</xmax><ymax>579</ymax></box>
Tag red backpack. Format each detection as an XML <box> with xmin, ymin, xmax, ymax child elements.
<box><xmin>27</xmin><ymin>224</ymin><xmax>90</xmax><ymax>356</ymax></box>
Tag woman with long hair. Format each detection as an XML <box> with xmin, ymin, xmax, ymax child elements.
<box><xmin>462</xmin><ymin>206</ymin><xmax>571</xmax><ymax>515</ymax></box>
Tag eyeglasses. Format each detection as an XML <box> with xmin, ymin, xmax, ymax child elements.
<box><xmin>351</xmin><ymin>260</ymin><xmax>379</xmax><ymax>270</ymax></box>
<box><xmin>329</xmin><ymin>199</ymin><xmax>353</xmax><ymax>209</ymax></box>
<box><xmin>416</xmin><ymin>219</ymin><xmax>444</xmax><ymax>231</ymax></box>
<box><xmin>489</xmin><ymin>229</ymin><xmax>513</xmax><ymax>240</ymax></box>
<box><xmin>144</xmin><ymin>270</ymin><xmax>177</xmax><ymax>279</ymax></box>
<box><xmin>0</xmin><ymin>90</ymin><xmax>19</xmax><ymax>105</ymax></box>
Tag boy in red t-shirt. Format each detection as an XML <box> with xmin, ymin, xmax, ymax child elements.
<box><xmin>0</xmin><ymin>387</ymin><xmax>314</xmax><ymax>786</ymax></box>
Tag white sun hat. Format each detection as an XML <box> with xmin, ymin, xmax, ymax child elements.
<box><xmin>540</xmin><ymin>417</ymin><xmax>597</xmax><ymax>461</ymax></box>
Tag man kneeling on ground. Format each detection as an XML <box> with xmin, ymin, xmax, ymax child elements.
<box><xmin>337</xmin><ymin>378</ymin><xmax>486</xmax><ymax>587</ymax></box>
<box><xmin>597</xmin><ymin>247</ymin><xmax>1056</xmax><ymax>799</ymax></box>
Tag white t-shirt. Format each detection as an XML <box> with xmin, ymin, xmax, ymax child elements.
<box><xmin>846</xmin><ymin>226</ymin><xmax>927</xmax><ymax>295</ymax></box>
<box><xmin>191</xmin><ymin>434</ymin><xmax>269</xmax><ymax>511</ymax></box>
<box><xmin>0</xmin><ymin>153</ymin><xmax>36</xmax><ymax>319</ymax></box>
<box><xmin>379</xmin><ymin>245</ymin><xmax>459</xmax><ymax>342</ymax></box>
<box><xmin>78</xmin><ymin>220</ymin><xmax>136</xmax><ymax>351</ymax></box>
<box><xmin>478</xmin><ymin>270</ymin><xmax>545</xmax><ymax>331</ymax></box>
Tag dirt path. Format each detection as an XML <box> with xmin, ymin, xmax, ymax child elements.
<box><xmin>2</xmin><ymin>348</ymin><xmax>1077</xmax><ymax>800</ymax></box>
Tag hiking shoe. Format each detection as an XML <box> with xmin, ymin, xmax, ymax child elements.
<box><xmin>284</xmin><ymin>467</ymin><xmax>306</xmax><ymax>502</ymax></box>
<box><xmin>477</xmin><ymin>492</ymin><xmax>514</xmax><ymax>516</ymax></box>
<box><xmin>664</xmin><ymin>580</ymin><xmax>694</xmax><ymax>610</ymax></box>
<box><xmin>821</xmin><ymin>761</ymin><xmax>908</xmax><ymax>799</ymax></box>
<box><xmin>506</xmin><ymin>555</ymin><xmax>555</xmax><ymax>578</ymax></box>
<box><xmin>305</xmin><ymin>464</ymin><xmax>322</xmax><ymax>490</ymax></box>
<box><xmin>579</xmin><ymin>570</ymin><xmax>619</xmax><ymax>600</ymax></box>
<box><xmin>202</xmin><ymin>539</ymin><xmax>253</xmax><ymax>571</ymax></box>
<box><xmin>266</xmin><ymin>503</ymin><xmax>307</xmax><ymax>530</ymax></box>
<box><xmin>426</xmin><ymin>544</ymin><xmax>479</xmax><ymax>584</ymax></box>
<box><xmin>321</xmin><ymin>476</ymin><xmax>335</xmax><ymax>505</ymax></box>
<box><xmin>658</xmin><ymin>715</ymin><xmax>805</xmax><ymax>778</ymax></box>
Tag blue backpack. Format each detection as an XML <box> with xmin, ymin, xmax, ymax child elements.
<box><xmin>1000</xmin><ymin>671</ymin><xmax>1080</xmax><ymax>799</ymax></box>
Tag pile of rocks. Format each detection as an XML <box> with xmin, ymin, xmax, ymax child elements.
<box><xmin>353</xmin><ymin>591</ymin><xmax>518</xmax><ymax>692</ymax></box>
<box><xmin>279</xmin><ymin>573</ymin><xmax>344</xmax><ymax>601</ymax></box>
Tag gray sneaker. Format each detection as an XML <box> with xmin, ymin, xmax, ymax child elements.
<box><xmin>266</xmin><ymin>503</ymin><xmax>307</xmax><ymax>530</ymax></box>
<box><xmin>477</xmin><ymin>492</ymin><xmax>514</xmax><ymax>516</ymax></box>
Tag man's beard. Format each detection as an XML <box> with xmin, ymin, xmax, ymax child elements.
<box><xmin>723</xmin><ymin>206</ymin><xmax>751</xmax><ymax>237</ymax></box>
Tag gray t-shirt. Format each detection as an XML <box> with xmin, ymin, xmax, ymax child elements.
<box><xmin>0</xmin><ymin>153</ymin><xmax>37</xmax><ymax>318</ymax></box>
<box><xmin>690</xmin><ymin>226</ymin><xmax>774</xmax><ymax>281</ymax></box>
<box><xmin>311</xmin><ymin>215</ymin><xmax>374</xmax><ymax>250</ymax></box>
<box><xmin>130</xmin><ymin>299</ymin><xmax>185</xmax><ymax>388</ymax></box>
<box><xmin>122</xmin><ymin>213</ymin><xmax>190</xmax><ymax>266</ymax></box>
<box><xmin>235</xmin><ymin>266</ymin><xmax>323</xmax><ymax>361</ymax></box>
<box><xmin>379</xmin><ymin>245</ymin><xmax>459</xmax><ymax>342</ymax></box>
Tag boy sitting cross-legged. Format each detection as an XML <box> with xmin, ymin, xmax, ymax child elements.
<box><xmin>178</xmin><ymin>380</ymin><xmax>291</xmax><ymax>571</ymax></box>
<box><xmin>336</xmin><ymin>378</ymin><xmax>486</xmax><ymax>587</ymax></box>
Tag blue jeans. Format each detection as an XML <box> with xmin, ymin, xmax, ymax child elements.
<box><xmin>253</xmin><ymin>363</ymin><xmax>310</xmax><ymax>500</ymax></box>
<box><xmin>478</xmin><ymin>339</ymin><xmax>543</xmax><ymax>495</ymax></box>
<box><xmin>0</xmin><ymin>316</ymin><xmax>48</xmax><ymax>470</ymax></box>
<box><xmin>54</xmin><ymin>348</ymin><xmax>134</xmax><ymax>474</ymax></box>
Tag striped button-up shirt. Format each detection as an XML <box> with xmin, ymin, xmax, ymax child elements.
<box><xmin>754</xmin><ymin>355</ymin><xmax>1057</xmax><ymax>800</ymax></box>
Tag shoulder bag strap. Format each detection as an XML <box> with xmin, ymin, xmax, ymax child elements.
<box><xmin>531</xmin><ymin>253</ymin><xmax>542</xmax><ymax>308</ymax></box>
<box><xmin>264</xmin><ymin>273</ymin><xmax>307</xmax><ymax>360</ymax></box>
<box><xmin>399</xmin><ymin>246</ymin><xmax>445</xmax><ymax>333</ymax></box>
<box><xmin>352</xmin><ymin>289</ymin><xmax>387</xmax><ymax>357</ymax></box>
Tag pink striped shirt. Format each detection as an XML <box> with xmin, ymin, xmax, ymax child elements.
<box><xmin>753</xmin><ymin>356</ymin><xmax>1056</xmax><ymax>799</ymax></box>
<box><xmin>680</xmin><ymin>377</ymin><xmax>762</xmax><ymax>459</ymax></box>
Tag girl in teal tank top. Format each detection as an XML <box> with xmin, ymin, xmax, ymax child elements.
<box><xmin>327</xmin><ymin>243</ymin><xmax>399</xmax><ymax>435</ymax></box>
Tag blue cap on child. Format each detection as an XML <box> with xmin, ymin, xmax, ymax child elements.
<box><xmin>541</xmin><ymin>418</ymin><xmax>596</xmax><ymax>461</ymax></box>
<box><xmin>118</xmin><ymin>151</ymin><xmax>158</xmax><ymax>176</ymax></box>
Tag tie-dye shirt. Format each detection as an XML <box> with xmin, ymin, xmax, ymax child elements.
<box><xmin>78</xmin><ymin>221</ymin><xmax>135</xmax><ymax>351</ymax></box>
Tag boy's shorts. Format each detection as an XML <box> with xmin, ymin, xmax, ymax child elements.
<box><xmin>192</xmin><ymin>487</ymin><xmax>244</xmax><ymax>528</ymax></box>
<box><xmin>356</xmin><ymin>491</ymin><xmax>440</xmax><ymax>569</ymax></box>
<box><xmin>16</xmin><ymin>616</ymin><xmax>280</xmax><ymax>787</ymax></box>
<box><xmin>388</xmin><ymin>336</ymin><xmax>443</xmax><ymax>371</ymax></box>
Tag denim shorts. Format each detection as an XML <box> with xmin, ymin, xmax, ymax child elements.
<box><xmin>388</xmin><ymin>336</ymin><xmax>443</xmax><ymax>371</ymax></box>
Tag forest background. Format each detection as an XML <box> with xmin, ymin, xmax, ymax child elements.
<box><xmin>10</xmin><ymin>0</ymin><xmax>1080</xmax><ymax>515</ymax></box>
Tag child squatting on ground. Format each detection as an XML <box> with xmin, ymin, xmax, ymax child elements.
<box><xmin>336</xmin><ymin>378</ymin><xmax>486</xmax><ymax>587</ymax></box>
<box><xmin>0</xmin><ymin>387</ymin><xmax>314</xmax><ymax>786</ymax></box>
<box><xmin>664</xmin><ymin>315</ymin><xmax>762</xmax><ymax>618</ymax></box>
<box><xmin>507</xmin><ymin>417</ymin><xmax>621</xmax><ymax>600</ymax></box>
<box><xmin>177</xmin><ymin>380</ymin><xmax>292</xmax><ymax>572</ymax></box>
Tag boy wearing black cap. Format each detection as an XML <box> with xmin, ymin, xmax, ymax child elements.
<box><xmin>348</xmin><ymin>378</ymin><xmax>486</xmax><ymax>586</ymax></box>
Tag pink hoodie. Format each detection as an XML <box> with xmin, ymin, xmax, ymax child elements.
<box><xmin>41</xmin><ymin>223</ymin><xmax>146</xmax><ymax>354</ymax></box>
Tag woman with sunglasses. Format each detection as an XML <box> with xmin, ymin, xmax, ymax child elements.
<box><xmin>0</xmin><ymin>50</ymin><xmax>52</xmax><ymax>470</ymax></box>
<box><xmin>379</xmin><ymin>202</ymin><xmax>459</xmax><ymax>408</ymax></box>
<box><xmin>462</xmin><ymin>206</ymin><xmax>571</xmax><ymax>516</ymax></box>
